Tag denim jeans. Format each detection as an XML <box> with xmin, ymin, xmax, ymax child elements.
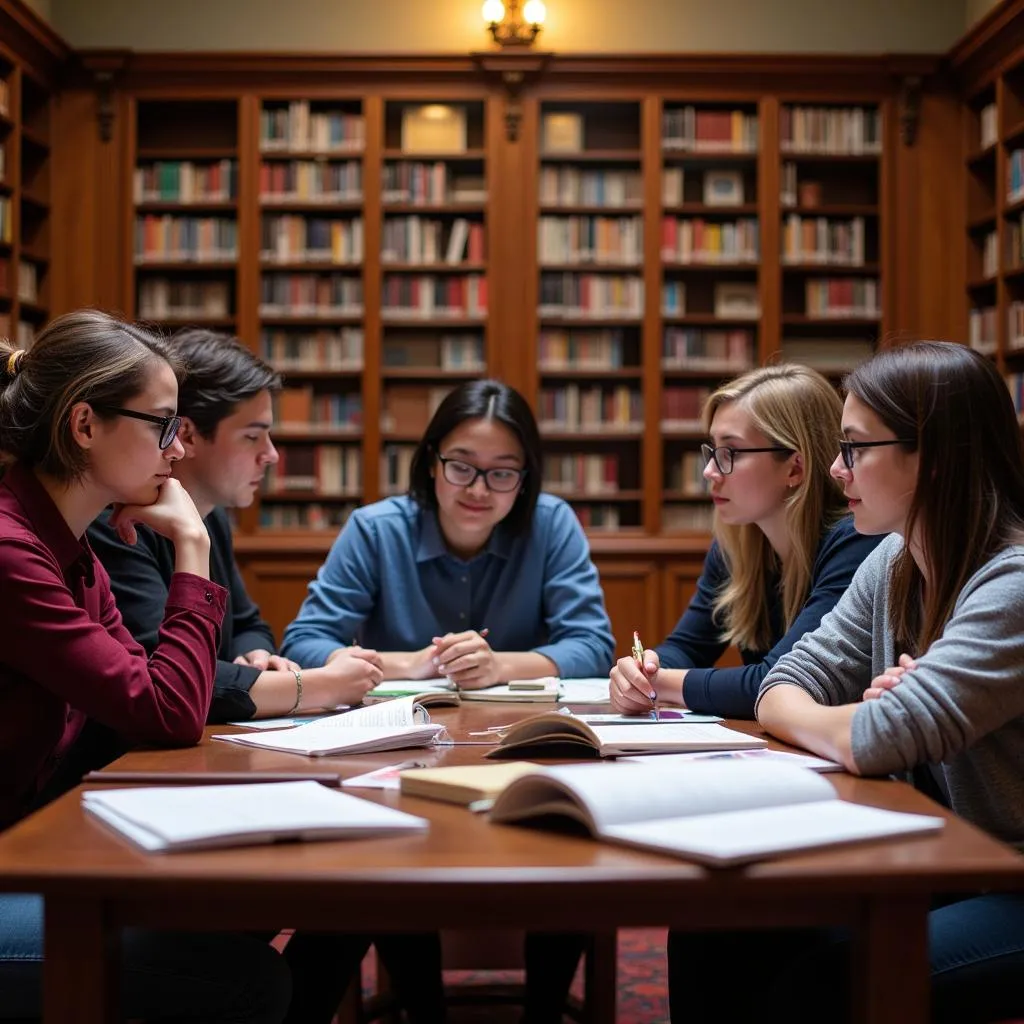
<box><xmin>0</xmin><ymin>894</ymin><xmax>292</xmax><ymax>1023</ymax></box>
<box><xmin>668</xmin><ymin>892</ymin><xmax>1024</xmax><ymax>1024</ymax></box>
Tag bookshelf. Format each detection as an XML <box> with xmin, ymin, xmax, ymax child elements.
<box><xmin>379</xmin><ymin>99</ymin><xmax>490</xmax><ymax>503</ymax></box>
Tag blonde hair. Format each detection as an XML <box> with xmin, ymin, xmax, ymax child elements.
<box><xmin>704</xmin><ymin>364</ymin><xmax>847</xmax><ymax>651</ymax></box>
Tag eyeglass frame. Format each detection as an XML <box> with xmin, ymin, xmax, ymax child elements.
<box><xmin>838</xmin><ymin>437</ymin><xmax>916</xmax><ymax>471</ymax></box>
<box><xmin>434</xmin><ymin>451</ymin><xmax>527</xmax><ymax>493</ymax></box>
<box><xmin>92</xmin><ymin>405</ymin><xmax>182</xmax><ymax>451</ymax></box>
<box><xmin>701</xmin><ymin>442</ymin><xmax>794</xmax><ymax>476</ymax></box>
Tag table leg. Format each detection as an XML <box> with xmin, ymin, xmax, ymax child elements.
<box><xmin>852</xmin><ymin>894</ymin><xmax>929</xmax><ymax>1024</ymax></box>
<box><xmin>43</xmin><ymin>896</ymin><xmax>119</xmax><ymax>1024</ymax></box>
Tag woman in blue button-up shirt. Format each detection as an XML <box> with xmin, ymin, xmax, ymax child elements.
<box><xmin>282</xmin><ymin>379</ymin><xmax>615</xmax><ymax>686</ymax></box>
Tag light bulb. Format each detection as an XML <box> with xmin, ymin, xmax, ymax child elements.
<box><xmin>482</xmin><ymin>0</ymin><xmax>505</xmax><ymax>24</ymax></box>
<box><xmin>522</xmin><ymin>0</ymin><xmax>546</xmax><ymax>25</ymax></box>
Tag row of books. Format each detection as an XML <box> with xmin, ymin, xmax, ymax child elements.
<box><xmin>780</xmin><ymin>106</ymin><xmax>882</xmax><ymax>155</ymax></box>
<box><xmin>980</xmin><ymin>103</ymin><xmax>998</xmax><ymax>151</ymax></box>
<box><xmin>661</xmin><ymin>168</ymin><xmax>749</xmax><ymax>209</ymax></box>
<box><xmin>661</xmin><ymin>281</ymin><xmax>761</xmax><ymax>320</ymax></box>
<box><xmin>537</xmin><ymin>385</ymin><xmax>643</xmax><ymax>433</ymax></box>
<box><xmin>17</xmin><ymin>261</ymin><xmax>37</xmax><ymax>302</ymax></box>
<box><xmin>261</xmin><ymin>328</ymin><xmax>363</xmax><ymax>371</ymax></box>
<box><xmin>260</xmin><ymin>103</ymin><xmax>365</xmax><ymax>154</ymax></box>
<box><xmin>381</xmin><ymin>385</ymin><xmax>452</xmax><ymax>434</ymax></box>
<box><xmin>381</xmin><ymin>163</ymin><xmax>486</xmax><ymax>205</ymax></box>
<box><xmin>981</xmin><ymin>229</ymin><xmax>999</xmax><ymax>278</ymax></box>
<box><xmin>381</xmin><ymin>217</ymin><xmax>485</xmax><ymax>265</ymax></box>
<box><xmin>259</xmin><ymin>273</ymin><xmax>363</xmax><ymax>317</ymax></box>
<box><xmin>538</xmin><ymin>274</ymin><xmax>644</xmax><ymax>318</ymax></box>
<box><xmin>662</xmin><ymin>107</ymin><xmax>758</xmax><ymax>154</ymax></box>
<box><xmin>381</xmin><ymin>275</ymin><xmax>487</xmax><ymax>319</ymax></box>
<box><xmin>264</xmin><ymin>445</ymin><xmax>362</xmax><ymax>496</ymax></box>
<box><xmin>137</xmin><ymin>279</ymin><xmax>231</xmax><ymax>319</ymax></box>
<box><xmin>661</xmin><ymin>217</ymin><xmax>760</xmax><ymax>265</ymax></box>
<box><xmin>382</xmin><ymin>334</ymin><xmax>484</xmax><ymax>370</ymax></box>
<box><xmin>382</xmin><ymin>444</ymin><xmax>416</xmax><ymax>493</ymax></box>
<box><xmin>804</xmin><ymin>278</ymin><xmax>880</xmax><ymax>318</ymax></box>
<box><xmin>782</xmin><ymin>215</ymin><xmax>867</xmax><ymax>265</ymax></box>
<box><xmin>662</xmin><ymin>327</ymin><xmax>755</xmax><ymax>370</ymax></box>
<box><xmin>274</xmin><ymin>388</ymin><xmax>363</xmax><ymax>430</ymax></box>
<box><xmin>662</xmin><ymin>503</ymin><xmax>714</xmax><ymax>532</ymax></box>
<box><xmin>1009</xmin><ymin>150</ymin><xmax>1024</xmax><ymax>204</ymax></box>
<box><xmin>260</xmin><ymin>217</ymin><xmax>364</xmax><ymax>264</ymax></box>
<box><xmin>539</xmin><ymin>167</ymin><xmax>642</xmax><ymax>209</ymax></box>
<box><xmin>0</xmin><ymin>198</ymin><xmax>12</xmax><ymax>244</ymax></box>
<box><xmin>134</xmin><ymin>216</ymin><xmax>238</xmax><ymax>263</ymax></box>
<box><xmin>1009</xmin><ymin>301</ymin><xmax>1024</xmax><ymax>352</ymax></box>
<box><xmin>259</xmin><ymin>160</ymin><xmax>362</xmax><ymax>203</ymax></box>
<box><xmin>969</xmin><ymin>306</ymin><xmax>996</xmax><ymax>354</ymax></box>
<box><xmin>1007</xmin><ymin>216</ymin><xmax>1024</xmax><ymax>271</ymax></box>
<box><xmin>662</xmin><ymin>386</ymin><xmax>712</xmax><ymax>428</ymax></box>
<box><xmin>537</xmin><ymin>328</ymin><xmax>628</xmax><ymax>370</ymax></box>
<box><xmin>666</xmin><ymin>451</ymin><xmax>709</xmax><ymax>496</ymax></box>
<box><xmin>1007</xmin><ymin>372</ymin><xmax>1024</xmax><ymax>418</ymax></box>
<box><xmin>259</xmin><ymin>503</ymin><xmax>355</xmax><ymax>530</ymax></box>
<box><xmin>538</xmin><ymin>216</ymin><xmax>643</xmax><ymax>266</ymax></box>
<box><xmin>134</xmin><ymin>160</ymin><xmax>237</xmax><ymax>203</ymax></box>
<box><xmin>543</xmin><ymin>454</ymin><xmax>620</xmax><ymax>496</ymax></box>
<box><xmin>573</xmin><ymin>505</ymin><xmax>626</xmax><ymax>530</ymax></box>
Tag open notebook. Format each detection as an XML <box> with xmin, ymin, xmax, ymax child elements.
<box><xmin>484</xmin><ymin>712</ymin><xmax>765</xmax><ymax>759</ymax></box>
<box><xmin>83</xmin><ymin>780</ymin><xmax>429</xmax><ymax>853</ymax></box>
<box><xmin>214</xmin><ymin>695</ymin><xmax>445</xmax><ymax>757</ymax></box>
<box><xmin>488</xmin><ymin>761</ymin><xmax>944</xmax><ymax>867</ymax></box>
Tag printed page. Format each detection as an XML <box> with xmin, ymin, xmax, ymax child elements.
<box><xmin>367</xmin><ymin>680</ymin><xmax>456</xmax><ymax>699</ymax></box>
<box><xmin>557</xmin><ymin>678</ymin><xmax>612</xmax><ymax>703</ymax></box>
<box><xmin>214</xmin><ymin>723</ymin><xmax>443</xmax><ymax>756</ymax></box>
<box><xmin>602</xmin><ymin>800</ymin><xmax>944</xmax><ymax>867</ymax></box>
<box><xmin>590</xmin><ymin>722</ymin><xmax>766</xmax><ymax>755</ymax></box>
<box><xmin>495</xmin><ymin>760</ymin><xmax>837</xmax><ymax>833</ymax></box>
<box><xmin>82</xmin><ymin>780</ymin><xmax>429</xmax><ymax>851</ymax></box>
<box><xmin>620</xmin><ymin>749</ymin><xmax>842</xmax><ymax>772</ymax></box>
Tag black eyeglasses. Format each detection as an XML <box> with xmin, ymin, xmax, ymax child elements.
<box><xmin>838</xmin><ymin>438</ymin><xmax>915</xmax><ymax>470</ymax></box>
<box><xmin>701</xmin><ymin>443</ymin><xmax>793</xmax><ymax>476</ymax></box>
<box><xmin>94</xmin><ymin>406</ymin><xmax>181</xmax><ymax>451</ymax></box>
<box><xmin>436</xmin><ymin>453</ymin><xmax>526</xmax><ymax>493</ymax></box>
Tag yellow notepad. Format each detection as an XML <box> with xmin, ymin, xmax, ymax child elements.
<box><xmin>399</xmin><ymin>762</ymin><xmax>539</xmax><ymax>806</ymax></box>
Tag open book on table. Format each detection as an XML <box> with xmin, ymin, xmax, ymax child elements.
<box><xmin>83</xmin><ymin>780</ymin><xmax>429</xmax><ymax>853</ymax></box>
<box><xmin>484</xmin><ymin>712</ymin><xmax>766</xmax><ymax>759</ymax></box>
<box><xmin>489</xmin><ymin>761</ymin><xmax>944</xmax><ymax>867</ymax></box>
<box><xmin>460</xmin><ymin>679</ymin><xmax>560</xmax><ymax>703</ymax></box>
<box><xmin>214</xmin><ymin>695</ymin><xmax>445</xmax><ymax>757</ymax></box>
<box><xmin>399</xmin><ymin>761</ymin><xmax>540</xmax><ymax>806</ymax></box>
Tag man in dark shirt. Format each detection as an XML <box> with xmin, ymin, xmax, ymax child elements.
<box><xmin>89</xmin><ymin>328</ymin><xmax>380</xmax><ymax>723</ymax></box>
<box><xmin>88</xmin><ymin>329</ymin><xmax>446</xmax><ymax>1023</ymax></box>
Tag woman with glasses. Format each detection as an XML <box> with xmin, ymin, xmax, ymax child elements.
<box><xmin>282</xmin><ymin>378</ymin><xmax>614</xmax><ymax>687</ymax></box>
<box><xmin>0</xmin><ymin>310</ymin><xmax>291</xmax><ymax>1022</ymax></box>
<box><xmin>609</xmin><ymin>362</ymin><xmax>883</xmax><ymax>720</ymax></box>
<box><xmin>667</xmin><ymin>341</ymin><xmax>1024</xmax><ymax>1024</ymax></box>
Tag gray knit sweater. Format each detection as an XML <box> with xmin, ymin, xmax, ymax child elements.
<box><xmin>756</xmin><ymin>533</ymin><xmax>1024</xmax><ymax>851</ymax></box>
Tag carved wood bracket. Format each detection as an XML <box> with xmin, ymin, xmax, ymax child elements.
<box><xmin>899</xmin><ymin>75</ymin><xmax>922</xmax><ymax>147</ymax></box>
<box><xmin>471</xmin><ymin>51</ymin><xmax>552</xmax><ymax>142</ymax></box>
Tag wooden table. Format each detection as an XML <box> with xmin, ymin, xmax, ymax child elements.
<box><xmin>0</xmin><ymin>702</ymin><xmax>1021</xmax><ymax>1024</ymax></box>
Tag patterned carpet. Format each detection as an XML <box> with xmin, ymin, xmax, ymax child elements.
<box><xmin>356</xmin><ymin>928</ymin><xmax>669</xmax><ymax>1023</ymax></box>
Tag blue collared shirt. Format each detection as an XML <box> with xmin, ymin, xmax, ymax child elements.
<box><xmin>282</xmin><ymin>493</ymin><xmax>615</xmax><ymax>678</ymax></box>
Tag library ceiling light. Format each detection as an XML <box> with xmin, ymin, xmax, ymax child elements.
<box><xmin>482</xmin><ymin>0</ymin><xmax>546</xmax><ymax>47</ymax></box>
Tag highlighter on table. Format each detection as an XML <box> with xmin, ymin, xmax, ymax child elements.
<box><xmin>632</xmin><ymin>629</ymin><xmax>659</xmax><ymax>721</ymax></box>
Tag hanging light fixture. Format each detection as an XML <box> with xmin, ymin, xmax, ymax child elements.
<box><xmin>482</xmin><ymin>0</ymin><xmax>546</xmax><ymax>48</ymax></box>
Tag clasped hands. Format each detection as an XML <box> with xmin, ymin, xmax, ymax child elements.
<box><xmin>405</xmin><ymin>629</ymin><xmax>498</xmax><ymax>690</ymax></box>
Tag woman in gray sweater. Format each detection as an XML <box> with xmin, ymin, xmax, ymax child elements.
<box><xmin>669</xmin><ymin>341</ymin><xmax>1024</xmax><ymax>1024</ymax></box>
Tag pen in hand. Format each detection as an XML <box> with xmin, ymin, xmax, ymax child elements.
<box><xmin>633</xmin><ymin>629</ymin><xmax>659</xmax><ymax>721</ymax></box>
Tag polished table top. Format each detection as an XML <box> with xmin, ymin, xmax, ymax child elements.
<box><xmin>0</xmin><ymin>701</ymin><xmax>1020</xmax><ymax>934</ymax></box>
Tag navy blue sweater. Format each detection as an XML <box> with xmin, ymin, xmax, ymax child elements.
<box><xmin>655</xmin><ymin>517</ymin><xmax>883</xmax><ymax>719</ymax></box>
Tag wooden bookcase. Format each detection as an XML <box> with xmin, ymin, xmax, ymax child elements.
<box><xmin>953</xmin><ymin>0</ymin><xmax>1024</xmax><ymax>419</ymax></box>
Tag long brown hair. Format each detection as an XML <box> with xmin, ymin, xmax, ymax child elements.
<box><xmin>844</xmin><ymin>341</ymin><xmax>1024</xmax><ymax>653</ymax></box>
<box><xmin>705</xmin><ymin>364</ymin><xmax>848</xmax><ymax>651</ymax></box>
<box><xmin>0</xmin><ymin>310</ymin><xmax>180</xmax><ymax>482</ymax></box>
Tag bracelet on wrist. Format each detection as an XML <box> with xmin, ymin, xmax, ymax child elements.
<box><xmin>288</xmin><ymin>668</ymin><xmax>303</xmax><ymax>714</ymax></box>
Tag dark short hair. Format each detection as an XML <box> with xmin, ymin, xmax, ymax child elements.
<box><xmin>844</xmin><ymin>341</ymin><xmax>1024</xmax><ymax>652</ymax></box>
<box><xmin>0</xmin><ymin>310</ymin><xmax>180</xmax><ymax>482</ymax></box>
<box><xmin>167</xmin><ymin>329</ymin><xmax>281</xmax><ymax>440</ymax></box>
<box><xmin>408</xmin><ymin>379</ymin><xmax>542</xmax><ymax>536</ymax></box>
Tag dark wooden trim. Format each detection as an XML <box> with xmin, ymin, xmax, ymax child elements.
<box><xmin>948</xmin><ymin>0</ymin><xmax>1024</xmax><ymax>94</ymax></box>
<box><xmin>70</xmin><ymin>49</ymin><xmax>941</xmax><ymax>96</ymax></box>
<box><xmin>0</xmin><ymin>0</ymin><xmax>70</xmax><ymax>83</ymax></box>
